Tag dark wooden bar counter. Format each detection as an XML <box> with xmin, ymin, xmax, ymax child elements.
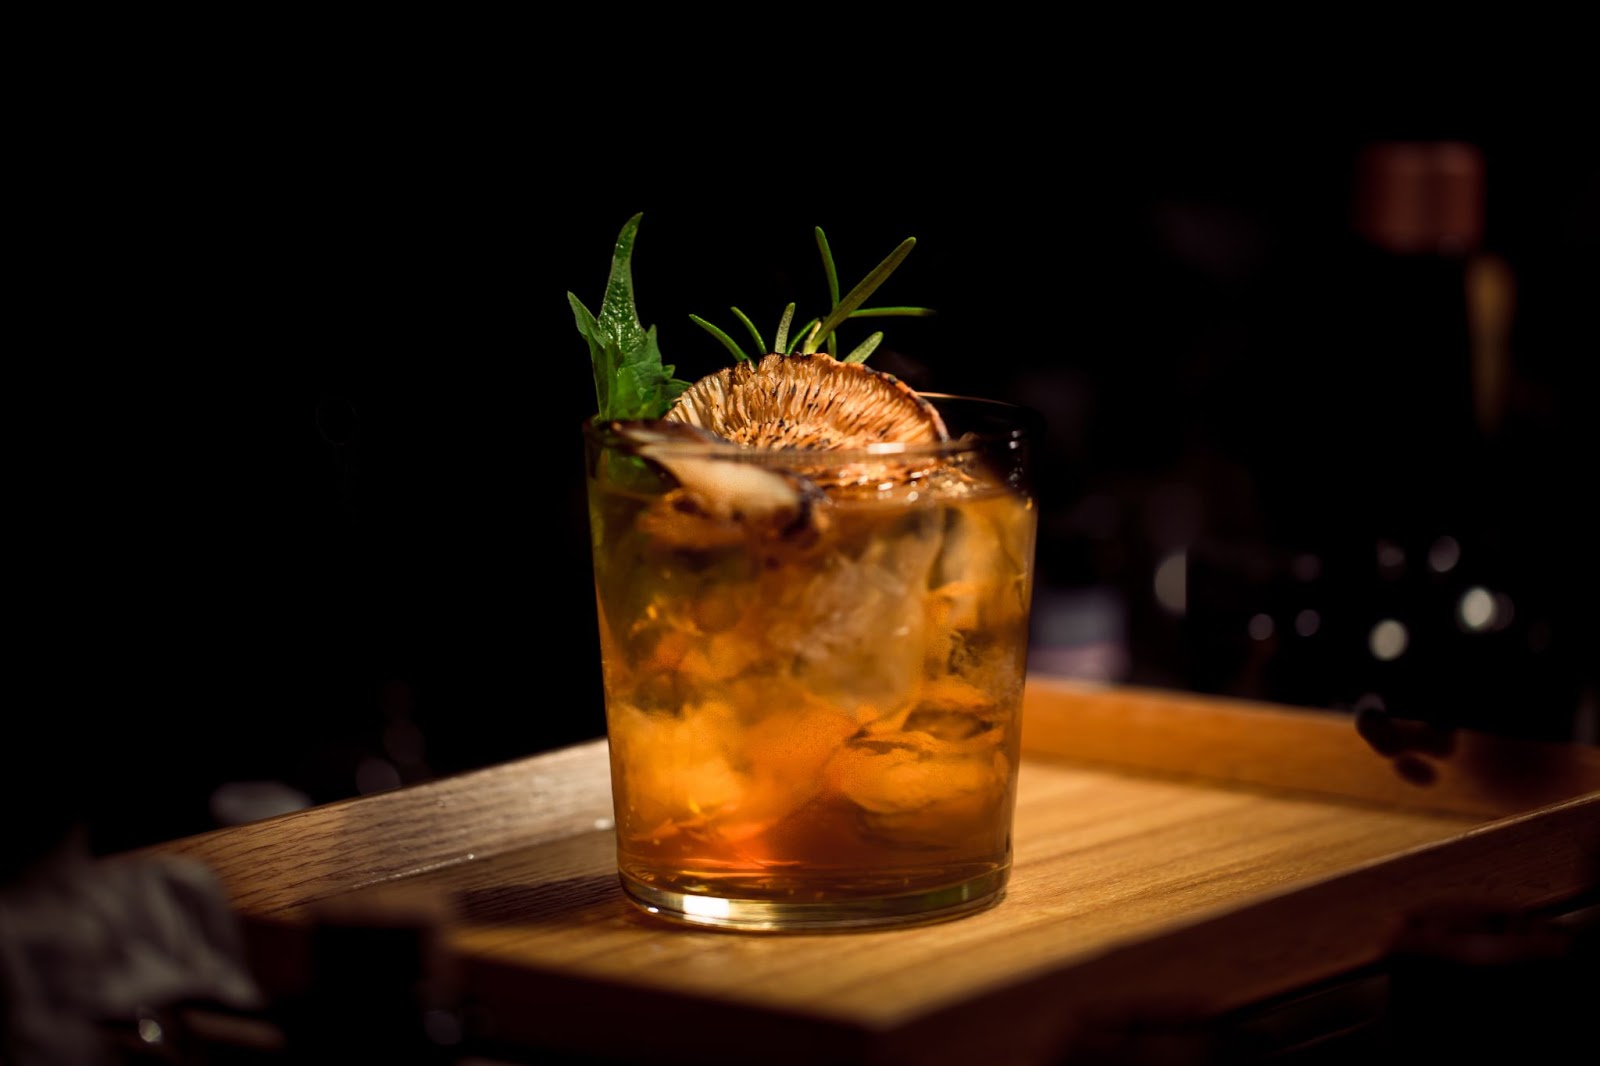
<box><xmin>140</xmin><ymin>677</ymin><xmax>1600</xmax><ymax>1065</ymax></box>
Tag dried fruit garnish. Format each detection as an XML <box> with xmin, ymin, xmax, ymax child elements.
<box><xmin>575</xmin><ymin>215</ymin><xmax>950</xmax><ymax>526</ymax></box>
<box><xmin>666</xmin><ymin>352</ymin><xmax>948</xmax><ymax>449</ymax></box>
<box><xmin>608</xmin><ymin>420</ymin><xmax>829</xmax><ymax>548</ymax></box>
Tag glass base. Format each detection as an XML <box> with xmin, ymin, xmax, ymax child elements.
<box><xmin>618</xmin><ymin>866</ymin><xmax>1010</xmax><ymax>932</ymax></box>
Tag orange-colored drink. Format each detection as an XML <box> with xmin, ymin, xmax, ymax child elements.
<box><xmin>584</xmin><ymin>395</ymin><xmax>1038</xmax><ymax>930</ymax></box>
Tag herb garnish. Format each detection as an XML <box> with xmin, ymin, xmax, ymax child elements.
<box><xmin>571</xmin><ymin>214</ymin><xmax>933</xmax><ymax>421</ymax></box>
<box><xmin>690</xmin><ymin>228</ymin><xmax>932</xmax><ymax>365</ymax></box>
<box><xmin>568</xmin><ymin>213</ymin><xmax>692</xmax><ymax>422</ymax></box>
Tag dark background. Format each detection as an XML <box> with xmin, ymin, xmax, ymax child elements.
<box><xmin>12</xmin><ymin>66</ymin><xmax>1598</xmax><ymax>865</ymax></box>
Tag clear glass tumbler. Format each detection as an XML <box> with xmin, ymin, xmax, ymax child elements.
<box><xmin>583</xmin><ymin>394</ymin><xmax>1040</xmax><ymax>931</ymax></box>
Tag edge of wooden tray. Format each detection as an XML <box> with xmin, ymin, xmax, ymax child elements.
<box><xmin>1020</xmin><ymin>675</ymin><xmax>1600</xmax><ymax>819</ymax></box>
<box><xmin>148</xmin><ymin>677</ymin><xmax>1600</xmax><ymax>921</ymax></box>
<box><xmin>136</xmin><ymin>680</ymin><xmax>1600</xmax><ymax>1066</ymax></box>
<box><xmin>872</xmin><ymin>785</ymin><xmax>1600</xmax><ymax>1066</ymax></box>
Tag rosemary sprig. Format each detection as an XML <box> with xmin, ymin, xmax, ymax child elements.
<box><xmin>690</xmin><ymin>228</ymin><xmax>932</xmax><ymax>366</ymax></box>
<box><xmin>816</xmin><ymin>227</ymin><xmax>842</xmax><ymax>356</ymax></box>
<box><xmin>687</xmin><ymin>314</ymin><xmax>750</xmax><ymax>363</ymax></box>
<box><xmin>773</xmin><ymin>303</ymin><xmax>797</xmax><ymax>354</ymax></box>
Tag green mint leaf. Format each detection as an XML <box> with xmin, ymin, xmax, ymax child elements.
<box><xmin>615</xmin><ymin>325</ymin><xmax>689</xmax><ymax>415</ymax></box>
<box><xmin>597</xmin><ymin>213</ymin><xmax>648</xmax><ymax>356</ymax></box>
<box><xmin>568</xmin><ymin>292</ymin><xmax>614</xmax><ymax>420</ymax></box>
<box><xmin>574</xmin><ymin>214</ymin><xmax>692</xmax><ymax>420</ymax></box>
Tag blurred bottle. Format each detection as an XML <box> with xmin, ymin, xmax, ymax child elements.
<box><xmin>1185</xmin><ymin>140</ymin><xmax>1591</xmax><ymax>742</ymax></box>
<box><xmin>1343</xmin><ymin>140</ymin><xmax>1486</xmax><ymax>535</ymax></box>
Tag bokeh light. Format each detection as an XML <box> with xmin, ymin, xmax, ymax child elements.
<box><xmin>1370</xmin><ymin>619</ymin><xmax>1409</xmax><ymax>661</ymax></box>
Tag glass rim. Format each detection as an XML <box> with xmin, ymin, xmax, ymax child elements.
<box><xmin>583</xmin><ymin>392</ymin><xmax>1040</xmax><ymax>462</ymax></box>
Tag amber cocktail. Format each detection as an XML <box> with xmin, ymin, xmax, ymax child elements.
<box><xmin>585</xmin><ymin>393</ymin><xmax>1038</xmax><ymax>930</ymax></box>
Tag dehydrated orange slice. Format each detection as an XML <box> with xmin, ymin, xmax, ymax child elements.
<box><xmin>609</xmin><ymin>420</ymin><xmax>829</xmax><ymax>549</ymax></box>
<box><xmin>665</xmin><ymin>353</ymin><xmax>949</xmax><ymax>450</ymax></box>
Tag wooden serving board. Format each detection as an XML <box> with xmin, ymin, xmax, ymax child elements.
<box><xmin>146</xmin><ymin>678</ymin><xmax>1600</xmax><ymax>1066</ymax></box>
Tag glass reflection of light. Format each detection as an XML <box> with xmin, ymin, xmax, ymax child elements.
<box><xmin>681</xmin><ymin>894</ymin><xmax>732</xmax><ymax>920</ymax></box>
<box><xmin>1248</xmin><ymin>613</ymin><xmax>1275</xmax><ymax>641</ymax></box>
<box><xmin>1154</xmin><ymin>551</ymin><xmax>1187</xmax><ymax>616</ymax></box>
<box><xmin>1370</xmin><ymin>619</ymin><xmax>1408</xmax><ymax>661</ymax></box>
<box><xmin>1295</xmin><ymin>609</ymin><xmax>1321</xmax><ymax>637</ymax></box>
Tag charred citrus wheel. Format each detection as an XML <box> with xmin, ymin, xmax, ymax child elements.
<box><xmin>666</xmin><ymin>352</ymin><xmax>949</xmax><ymax>451</ymax></box>
<box><xmin>609</xmin><ymin>420</ymin><xmax>830</xmax><ymax>550</ymax></box>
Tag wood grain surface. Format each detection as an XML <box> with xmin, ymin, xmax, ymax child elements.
<box><xmin>143</xmin><ymin>678</ymin><xmax>1600</xmax><ymax>1066</ymax></box>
